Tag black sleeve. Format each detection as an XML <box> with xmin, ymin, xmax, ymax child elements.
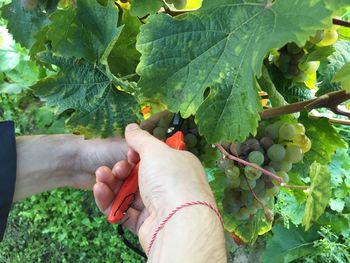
<box><xmin>0</xmin><ymin>121</ymin><xmax>17</xmax><ymax>241</ymax></box>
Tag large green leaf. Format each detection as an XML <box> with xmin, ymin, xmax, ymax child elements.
<box><xmin>130</xmin><ymin>0</ymin><xmax>163</xmax><ymax>17</ymax></box>
<box><xmin>1</xmin><ymin>0</ymin><xmax>58</xmax><ymax>48</ymax></box>
<box><xmin>108</xmin><ymin>11</ymin><xmax>141</xmax><ymax>77</ymax></box>
<box><xmin>332</xmin><ymin>62</ymin><xmax>350</xmax><ymax>93</ymax></box>
<box><xmin>32</xmin><ymin>53</ymin><xmax>138</xmax><ymax>136</ymax></box>
<box><xmin>317</xmin><ymin>41</ymin><xmax>350</xmax><ymax>96</ymax></box>
<box><xmin>262</xmin><ymin>223</ymin><xmax>320</xmax><ymax>263</ymax></box>
<box><xmin>47</xmin><ymin>0</ymin><xmax>122</xmax><ymax>63</ymax></box>
<box><xmin>0</xmin><ymin>25</ymin><xmax>20</xmax><ymax>72</ymax></box>
<box><xmin>137</xmin><ymin>0</ymin><xmax>335</xmax><ymax>143</ymax></box>
<box><xmin>302</xmin><ymin>162</ymin><xmax>331</xmax><ymax>231</ymax></box>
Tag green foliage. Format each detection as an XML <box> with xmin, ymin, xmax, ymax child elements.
<box><xmin>136</xmin><ymin>0</ymin><xmax>335</xmax><ymax>143</ymax></box>
<box><xmin>32</xmin><ymin>53</ymin><xmax>139</xmax><ymax>136</ymax></box>
<box><xmin>332</xmin><ymin>61</ymin><xmax>350</xmax><ymax>92</ymax></box>
<box><xmin>302</xmin><ymin>162</ymin><xmax>331</xmax><ymax>230</ymax></box>
<box><xmin>129</xmin><ymin>0</ymin><xmax>163</xmax><ymax>17</ymax></box>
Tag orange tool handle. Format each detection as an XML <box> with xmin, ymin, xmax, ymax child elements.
<box><xmin>108</xmin><ymin>131</ymin><xmax>186</xmax><ymax>224</ymax></box>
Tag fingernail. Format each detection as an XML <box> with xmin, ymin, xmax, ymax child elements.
<box><xmin>126</xmin><ymin>123</ymin><xmax>139</xmax><ymax>132</ymax></box>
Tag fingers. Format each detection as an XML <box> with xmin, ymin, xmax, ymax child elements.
<box><xmin>127</xmin><ymin>149</ymin><xmax>140</xmax><ymax>164</ymax></box>
<box><xmin>96</xmin><ymin>166</ymin><xmax>119</xmax><ymax>190</ymax></box>
<box><xmin>125</xmin><ymin>124</ymin><xmax>165</xmax><ymax>156</ymax></box>
<box><xmin>93</xmin><ymin>182</ymin><xmax>114</xmax><ymax>215</ymax></box>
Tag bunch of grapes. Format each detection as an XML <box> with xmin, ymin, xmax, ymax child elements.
<box><xmin>164</xmin><ymin>0</ymin><xmax>188</xmax><ymax>10</ymax></box>
<box><xmin>220</xmin><ymin>120</ymin><xmax>311</xmax><ymax>221</ymax></box>
<box><xmin>309</xmin><ymin>28</ymin><xmax>338</xmax><ymax>47</ymax></box>
<box><xmin>152</xmin><ymin>114</ymin><xmax>203</xmax><ymax>156</ymax></box>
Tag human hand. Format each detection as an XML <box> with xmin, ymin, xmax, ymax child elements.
<box><xmin>93</xmin><ymin>124</ymin><xmax>219</xmax><ymax>253</ymax></box>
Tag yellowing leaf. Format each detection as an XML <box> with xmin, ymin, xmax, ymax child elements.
<box><xmin>302</xmin><ymin>162</ymin><xmax>331</xmax><ymax>231</ymax></box>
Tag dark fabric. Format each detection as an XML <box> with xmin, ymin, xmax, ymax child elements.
<box><xmin>0</xmin><ymin>121</ymin><xmax>17</xmax><ymax>241</ymax></box>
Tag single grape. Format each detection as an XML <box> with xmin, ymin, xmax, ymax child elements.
<box><xmin>293</xmin><ymin>123</ymin><xmax>305</xmax><ymax>135</ymax></box>
<box><xmin>254</xmin><ymin>179</ymin><xmax>266</xmax><ymax>197</ymax></box>
<box><xmin>226</xmin><ymin>176</ymin><xmax>241</xmax><ymax>188</ymax></box>
<box><xmin>246</xmin><ymin>139</ymin><xmax>260</xmax><ymax>151</ymax></box>
<box><xmin>291</xmin><ymin>134</ymin><xmax>311</xmax><ymax>153</ymax></box>
<box><xmin>257</xmin><ymin>121</ymin><xmax>268</xmax><ymax>138</ymax></box>
<box><xmin>248</xmin><ymin>151</ymin><xmax>265</xmax><ymax>165</ymax></box>
<box><xmin>260</xmin><ymin>136</ymin><xmax>274</xmax><ymax>150</ymax></box>
<box><xmin>240</xmin><ymin>177</ymin><xmax>256</xmax><ymax>190</ymax></box>
<box><xmin>279</xmin><ymin>123</ymin><xmax>296</xmax><ymax>140</ymax></box>
<box><xmin>185</xmin><ymin>133</ymin><xmax>198</xmax><ymax>148</ymax></box>
<box><xmin>239</xmin><ymin>143</ymin><xmax>251</xmax><ymax>156</ymax></box>
<box><xmin>263</xmin><ymin>166</ymin><xmax>276</xmax><ymax>175</ymax></box>
<box><xmin>287</xmin><ymin>43</ymin><xmax>302</xmax><ymax>54</ymax></box>
<box><xmin>245</xmin><ymin>166</ymin><xmax>262</xmax><ymax>180</ymax></box>
<box><xmin>265</xmin><ymin>124</ymin><xmax>279</xmax><ymax>140</ymax></box>
<box><xmin>298</xmin><ymin>61</ymin><xmax>320</xmax><ymax>75</ymax></box>
<box><xmin>284</xmin><ymin>145</ymin><xmax>303</xmax><ymax>164</ymax></box>
<box><xmin>230</xmin><ymin>142</ymin><xmax>240</xmax><ymax>155</ymax></box>
<box><xmin>241</xmin><ymin>191</ymin><xmax>254</xmax><ymax>206</ymax></box>
<box><xmin>225</xmin><ymin>163</ymin><xmax>240</xmax><ymax>180</ymax></box>
<box><xmin>280</xmin><ymin>161</ymin><xmax>292</xmax><ymax>172</ymax></box>
<box><xmin>267</xmin><ymin>144</ymin><xmax>286</xmax><ymax>162</ymax></box>
<box><xmin>294</xmin><ymin>71</ymin><xmax>308</xmax><ymax>83</ymax></box>
<box><xmin>235</xmin><ymin>207</ymin><xmax>250</xmax><ymax>221</ymax></box>
<box><xmin>309</xmin><ymin>30</ymin><xmax>324</xmax><ymax>44</ymax></box>
<box><xmin>265</xmin><ymin>186</ymin><xmax>280</xmax><ymax>197</ymax></box>
<box><xmin>173</xmin><ymin>0</ymin><xmax>187</xmax><ymax>9</ymax></box>
<box><xmin>276</xmin><ymin>171</ymin><xmax>289</xmax><ymax>184</ymax></box>
<box><xmin>268</xmin><ymin>161</ymin><xmax>281</xmax><ymax>171</ymax></box>
<box><xmin>318</xmin><ymin>30</ymin><xmax>338</xmax><ymax>46</ymax></box>
<box><xmin>153</xmin><ymin>127</ymin><xmax>166</xmax><ymax>140</ymax></box>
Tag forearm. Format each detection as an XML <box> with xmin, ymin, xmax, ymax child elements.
<box><xmin>147</xmin><ymin>206</ymin><xmax>227</xmax><ymax>263</ymax></box>
<box><xmin>14</xmin><ymin>134</ymin><xmax>84</xmax><ymax>201</ymax></box>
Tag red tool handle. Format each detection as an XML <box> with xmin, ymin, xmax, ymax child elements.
<box><xmin>108</xmin><ymin>131</ymin><xmax>186</xmax><ymax>224</ymax></box>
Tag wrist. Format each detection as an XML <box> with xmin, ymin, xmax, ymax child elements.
<box><xmin>143</xmin><ymin>203</ymin><xmax>226</xmax><ymax>262</ymax></box>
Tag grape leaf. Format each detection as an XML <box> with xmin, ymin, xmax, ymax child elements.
<box><xmin>329</xmin><ymin>198</ymin><xmax>345</xmax><ymax>213</ymax></box>
<box><xmin>302</xmin><ymin>162</ymin><xmax>331</xmax><ymax>231</ymax></box>
<box><xmin>137</xmin><ymin>0</ymin><xmax>335</xmax><ymax>143</ymax></box>
<box><xmin>332</xmin><ymin>62</ymin><xmax>350</xmax><ymax>93</ymax></box>
<box><xmin>47</xmin><ymin>0</ymin><xmax>122</xmax><ymax>63</ymax></box>
<box><xmin>304</xmin><ymin>46</ymin><xmax>335</xmax><ymax>62</ymax></box>
<box><xmin>32</xmin><ymin>52</ymin><xmax>138</xmax><ymax>136</ymax></box>
<box><xmin>108</xmin><ymin>11</ymin><xmax>141</xmax><ymax>77</ymax></box>
<box><xmin>0</xmin><ymin>25</ymin><xmax>20</xmax><ymax>72</ymax></box>
<box><xmin>1</xmin><ymin>0</ymin><xmax>57</xmax><ymax>48</ymax></box>
<box><xmin>76</xmin><ymin>0</ymin><xmax>122</xmax><ymax>62</ymax></box>
<box><xmin>301</xmin><ymin>116</ymin><xmax>346</xmax><ymax>166</ymax></box>
<box><xmin>130</xmin><ymin>0</ymin><xmax>163</xmax><ymax>17</ymax></box>
<box><xmin>262</xmin><ymin>223</ymin><xmax>320</xmax><ymax>263</ymax></box>
<box><xmin>276</xmin><ymin>191</ymin><xmax>305</xmax><ymax>226</ymax></box>
<box><xmin>317</xmin><ymin>41</ymin><xmax>350</xmax><ymax>96</ymax></box>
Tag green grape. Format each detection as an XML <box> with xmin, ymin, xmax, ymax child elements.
<box><xmin>235</xmin><ymin>207</ymin><xmax>250</xmax><ymax>221</ymax></box>
<box><xmin>225</xmin><ymin>163</ymin><xmax>240</xmax><ymax>180</ymax></box>
<box><xmin>257</xmin><ymin>121</ymin><xmax>268</xmax><ymax>138</ymax></box>
<box><xmin>153</xmin><ymin>127</ymin><xmax>166</xmax><ymax>140</ymax></box>
<box><xmin>229</xmin><ymin>142</ymin><xmax>240</xmax><ymax>155</ymax></box>
<box><xmin>280</xmin><ymin>161</ymin><xmax>292</xmax><ymax>172</ymax></box>
<box><xmin>254</xmin><ymin>179</ymin><xmax>266</xmax><ymax>198</ymax></box>
<box><xmin>248</xmin><ymin>151</ymin><xmax>265</xmax><ymax>165</ymax></box>
<box><xmin>291</xmin><ymin>134</ymin><xmax>311</xmax><ymax>153</ymax></box>
<box><xmin>293</xmin><ymin>123</ymin><xmax>305</xmax><ymax>135</ymax></box>
<box><xmin>244</xmin><ymin>166</ymin><xmax>262</xmax><ymax>180</ymax></box>
<box><xmin>284</xmin><ymin>145</ymin><xmax>303</xmax><ymax>163</ymax></box>
<box><xmin>226</xmin><ymin>176</ymin><xmax>241</xmax><ymax>188</ymax></box>
<box><xmin>173</xmin><ymin>0</ymin><xmax>187</xmax><ymax>9</ymax></box>
<box><xmin>268</xmin><ymin>161</ymin><xmax>281</xmax><ymax>171</ymax></box>
<box><xmin>240</xmin><ymin>177</ymin><xmax>256</xmax><ymax>190</ymax></box>
<box><xmin>265</xmin><ymin>124</ymin><xmax>279</xmax><ymax>140</ymax></box>
<box><xmin>185</xmin><ymin>133</ymin><xmax>198</xmax><ymax>148</ymax></box>
<box><xmin>318</xmin><ymin>29</ymin><xmax>338</xmax><ymax>46</ymax></box>
<box><xmin>294</xmin><ymin>71</ymin><xmax>308</xmax><ymax>82</ymax></box>
<box><xmin>266</xmin><ymin>186</ymin><xmax>280</xmax><ymax>197</ymax></box>
<box><xmin>279</xmin><ymin>123</ymin><xmax>296</xmax><ymax>140</ymax></box>
<box><xmin>263</xmin><ymin>166</ymin><xmax>276</xmax><ymax>175</ymax></box>
<box><xmin>276</xmin><ymin>171</ymin><xmax>289</xmax><ymax>184</ymax></box>
<box><xmin>241</xmin><ymin>191</ymin><xmax>254</xmax><ymax>206</ymax></box>
<box><xmin>267</xmin><ymin>144</ymin><xmax>286</xmax><ymax>162</ymax></box>
<box><xmin>298</xmin><ymin>61</ymin><xmax>319</xmax><ymax>75</ymax></box>
<box><xmin>287</xmin><ymin>43</ymin><xmax>302</xmax><ymax>54</ymax></box>
<box><xmin>309</xmin><ymin>30</ymin><xmax>324</xmax><ymax>44</ymax></box>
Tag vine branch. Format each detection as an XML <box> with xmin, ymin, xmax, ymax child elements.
<box><xmin>333</xmin><ymin>18</ymin><xmax>350</xmax><ymax>28</ymax></box>
<box><xmin>260</xmin><ymin>90</ymin><xmax>350</xmax><ymax>121</ymax></box>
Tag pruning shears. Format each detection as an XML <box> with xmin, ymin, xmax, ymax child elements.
<box><xmin>108</xmin><ymin>113</ymin><xmax>186</xmax><ymax>224</ymax></box>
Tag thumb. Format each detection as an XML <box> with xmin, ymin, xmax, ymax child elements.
<box><xmin>125</xmin><ymin>123</ymin><xmax>164</xmax><ymax>155</ymax></box>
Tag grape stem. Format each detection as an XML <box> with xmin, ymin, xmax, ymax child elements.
<box><xmin>260</xmin><ymin>90</ymin><xmax>350</xmax><ymax>122</ymax></box>
<box><xmin>333</xmin><ymin>18</ymin><xmax>350</xmax><ymax>28</ymax></box>
<box><xmin>215</xmin><ymin>144</ymin><xmax>309</xmax><ymax>189</ymax></box>
<box><xmin>242</xmin><ymin>175</ymin><xmax>273</xmax><ymax>221</ymax></box>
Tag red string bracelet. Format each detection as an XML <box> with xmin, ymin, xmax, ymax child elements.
<box><xmin>146</xmin><ymin>201</ymin><xmax>224</xmax><ymax>256</ymax></box>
